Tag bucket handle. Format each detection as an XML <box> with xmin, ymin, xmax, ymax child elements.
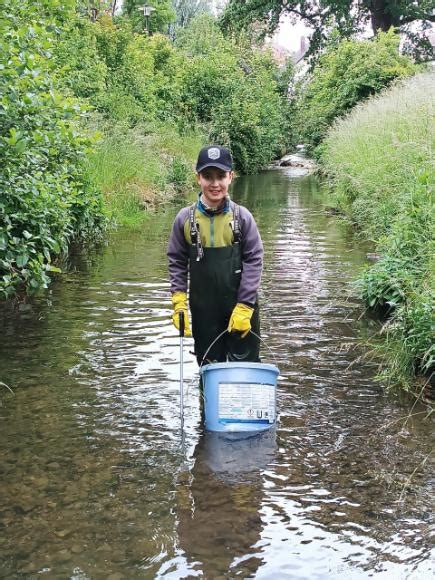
<box><xmin>199</xmin><ymin>329</ymin><xmax>278</xmax><ymax>372</ymax></box>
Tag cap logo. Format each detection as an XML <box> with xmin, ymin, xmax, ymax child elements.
<box><xmin>207</xmin><ymin>147</ymin><xmax>220</xmax><ymax>160</ymax></box>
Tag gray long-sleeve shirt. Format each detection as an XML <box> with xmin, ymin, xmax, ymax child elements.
<box><xmin>167</xmin><ymin>201</ymin><xmax>263</xmax><ymax>305</ymax></box>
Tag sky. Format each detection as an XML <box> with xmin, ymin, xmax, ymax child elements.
<box><xmin>272</xmin><ymin>14</ymin><xmax>310</xmax><ymax>52</ymax></box>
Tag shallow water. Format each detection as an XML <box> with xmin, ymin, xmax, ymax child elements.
<box><xmin>0</xmin><ymin>170</ymin><xmax>433</xmax><ymax>579</ymax></box>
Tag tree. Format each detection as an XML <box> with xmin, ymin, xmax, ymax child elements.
<box><xmin>293</xmin><ymin>30</ymin><xmax>418</xmax><ymax>149</ymax></box>
<box><xmin>76</xmin><ymin>1</ymin><xmax>117</xmax><ymax>20</ymax></box>
<box><xmin>172</xmin><ymin>0</ymin><xmax>213</xmax><ymax>28</ymax></box>
<box><xmin>221</xmin><ymin>1</ymin><xmax>434</xmax><ymax>60</ymax></box>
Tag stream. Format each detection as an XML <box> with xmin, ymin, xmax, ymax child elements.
<box><xmin>0</xmin><ymin>169</ymin><xmax>432</xmax><ymax>579</ymax></box>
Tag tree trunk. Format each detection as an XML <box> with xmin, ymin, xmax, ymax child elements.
<box><xmin>368</xmin><ymin>0</ymin><xmax>401</xmax><ymax>33</ymax></box>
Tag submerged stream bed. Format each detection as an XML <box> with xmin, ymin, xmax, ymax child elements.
<box><xmin>0</xmin><ymin>170</ymin><xmax>432</xmax><ymax>579</ymax></box>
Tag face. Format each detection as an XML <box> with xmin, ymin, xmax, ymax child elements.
<box><xmin>197</xmin><ymin>167</ymin><xmax>234</xmax><ymax>207</ymax></box>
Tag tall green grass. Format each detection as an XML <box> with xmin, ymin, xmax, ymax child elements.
<box><xmin>320</xmin><ymin>72</ymin><xmax>434</xmax><ymax>394</ymax></box>
<box><xmin>86</xmin><ymin>119</ymin><xmax>205</xmax><ymax>227</ymax></box>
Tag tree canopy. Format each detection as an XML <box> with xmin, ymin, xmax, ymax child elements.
<box><xmin>221</xmin><ymin>1</ymin><xmax>434</xmax><ymax>60</ymax></box>
<box><xmin>172</xmin><ymin>0</ymin><xmax>213</xmax><ymax>28</ymax></box>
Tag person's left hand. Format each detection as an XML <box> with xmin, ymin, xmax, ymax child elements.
<box><xmin>228</xmin><ymin>303</ymin><xmax>254</xmax><ymax>338</ymax></box>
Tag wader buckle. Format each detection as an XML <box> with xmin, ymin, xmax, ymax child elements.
<box><xmin>189</xmin><ymin>203</ymin><xmax>204</xmax><ymax>261</ymax></box>
<box><xmin>231</xmin><ymin>202</ymin><xmax>241</xmax><ymax>244</ymax></box>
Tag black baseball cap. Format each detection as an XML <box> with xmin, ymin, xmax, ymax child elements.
<box><xmin>196</xmin><ymin>145</ymin><xmax>233</xmax><ymax>173</ymax></box>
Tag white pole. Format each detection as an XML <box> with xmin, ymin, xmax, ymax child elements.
<box><xmin>179</xmin><ymin>312</ymin><xmax>185</xmax><ymax>430</ymax></box>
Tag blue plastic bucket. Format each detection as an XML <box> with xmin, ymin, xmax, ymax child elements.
<box><xmin>200</xmin><ymin>362</ymin><xmax>279</xmax><ymax>433</ymax></box>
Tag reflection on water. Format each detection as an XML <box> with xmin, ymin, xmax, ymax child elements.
<box><xmin>173</xmin><ymin>431</ymin><xmax>276</xmax><ymax>578</ymax></box>
<box><xmin>0</xmin><ymin>172</ymin><xmax>432</xmax><ymax>578</ymax></box>
<box><xmin>198</xmin><ymin>430</ymin><xmax>277</xmax><ymax>481</ymax></box>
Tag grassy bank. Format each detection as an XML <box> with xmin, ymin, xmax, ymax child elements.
<box><xmin>86</xmin><ymin>121</ymin><xmax>205</xmax><ymax>227</ymax></box>
<box><xmin>320</xmin><ymin>72</ymin><xmax>434</xmax><ymax>395</ymax></box>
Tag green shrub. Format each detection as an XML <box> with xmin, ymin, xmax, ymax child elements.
<box><xmin>176</xmin><ymin>17</ymin><xmax>240</xmax><ymax>122</ymax></box>
<box><xmin>55</xmin><ymin>14</ymin><xmax>183</xmax><ymax>127</ymax></box>
<box><xmin>177</xmin><ymin>15</ymin><xmax>291</xmax><ymax>172</ymax></box>
<box><xmin>53</xmin><ymin>17</ymin><xmax>107</xmax><ymax>100</ymax></box>
<box><xmin>209</xmin><ymin>73</ymin><xmax>285</xmax><ymax>173</ymax></box>
<box><xmin>147</xmin><ymin>34</ymin><xmax>184</xmax><ymax>120</ymax></box>
<box><xmin>0</xmin><ymin>0</ymin><xmax>106</xmax><ymax>298</ymax></box>
<box><xmin>295</xmin><ymin>30</ymin><xmax>418</xmax><ymax>150</ymax></box>
<box><xmin>374</xmin><ymin>285</ymin><xmax>434</xmax><ymax>392</ymax></box>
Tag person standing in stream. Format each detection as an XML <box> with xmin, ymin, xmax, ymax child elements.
<box><xmin>167</xmin><ymin>145</ymin><xmax>263</xmax><ymax>365</ymax></box>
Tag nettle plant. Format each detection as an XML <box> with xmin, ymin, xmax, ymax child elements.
<box><xmin>0</xmin><ymin>1</ymin><xmax>105</xmax><ymax>298</ymax></box>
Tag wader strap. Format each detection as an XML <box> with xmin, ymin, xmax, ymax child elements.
<box><xmin>232</xmin><ymin>202</ymin><xmax>241</xmax><ymax>244</ymax></box>
<box><xmin>189</xmin><ymin>203</ymin><xmax>204</xmax><ymax>262</ymax></box>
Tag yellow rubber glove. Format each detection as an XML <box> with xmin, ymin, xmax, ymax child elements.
<box><xmin>228</xmin><ymin>303</ymin><xmax>254</xmax><ymax>338</ymax></box>
<box><xmin>171</xmin><ymin>291</ymin><xmax>192</xmax><ymax>337</ymax></box>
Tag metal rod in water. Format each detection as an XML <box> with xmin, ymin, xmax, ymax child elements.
<box><xmin>180</xmin><ymin>336</ymin><xmax>184</xmax><ymax>429</ymax></box>
<box><xmin>179</xmin><ymin>311</ymin><xmax>185</xmax><ymax>430</ymax></box>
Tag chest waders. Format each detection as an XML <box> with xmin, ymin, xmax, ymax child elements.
<box><xmin>188</xmin><ymin>203</ymin><xmax>260</xmax><ymax>365</ymax></box>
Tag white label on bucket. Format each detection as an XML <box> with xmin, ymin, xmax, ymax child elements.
<box><xmin>218</xmin><ymin>383</ymin><xmax>275</xmax><ymax>423</ymax></box>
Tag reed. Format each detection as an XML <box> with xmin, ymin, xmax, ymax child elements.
<box><xmin>86</xmin><ymin>120</ymin><xmax>204</xmax><ymax>227</ymax></box>
<box><xmin>321</xmin><ymin>72</ymin><xmax>433</xmax><ymax>237</ymax></box>
<box><xmin>320</xmin><ymin>72</ymin><xmax>434</xmax><ymax>393</ymax></box>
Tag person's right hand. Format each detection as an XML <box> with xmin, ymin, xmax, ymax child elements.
<box><xmin>171</xmin><ymin>291</ymin><xmax>192</xmax><ymax>337</ymax></box>
<box><xmin>228</xmin><ymin>303</ymin><xmax>254</xmax><ymax>338</ymax></box>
